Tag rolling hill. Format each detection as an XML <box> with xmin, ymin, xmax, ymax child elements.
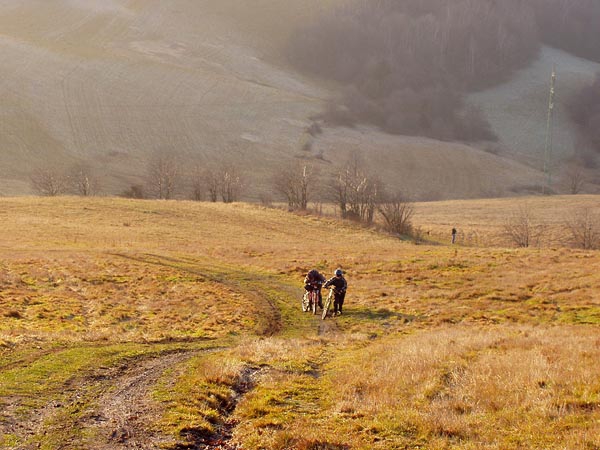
<box><xmin>0</xmin><ymin>1</ymin><xmax>598</xmax><ymax>199</ymax></box>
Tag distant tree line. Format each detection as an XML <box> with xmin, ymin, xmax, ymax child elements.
<box><xmin>272</xmin><ymin>153</ymin><xmax>415</xmax><ymax>237</ymax></box>
<box><xmin>504</xmin><ymin>204</ymin><xmax>600</xmax><ymax>250</ymax></box>
<box><xmin>30</xmin><ymin>152</ymin><xmax>243</xmax><ymax>203</ymax></box>
<box><xmin>286</xmin><ymin>0</ymin><xmax>538</xmax><ymax>141</ymax></box>
<box><xmin>127</xmin><ymin>152</ymin><xmax>243</xmax><ymax>203</ymax></box>
<box><xmin>30</xmin><ymin>164</ymin><xmax>99</xmax><ymax>197</ymax></box>
<box><xmin>286</xmin><ymin>0</ymin><xmax>600</xmax><ymax>142</ymax></box>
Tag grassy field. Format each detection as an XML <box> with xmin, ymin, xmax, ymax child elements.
<box><xmin>1</xmin><ymin>196</ymin><xmax>599</xmax><ymax>449</ymax></box>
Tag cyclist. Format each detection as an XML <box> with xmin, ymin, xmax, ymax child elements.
<box><xmin>324</xmin><ymin>268</ymin><xmax>347</xmax><ymax>316</ymax></box>
<box><xmin>304</xmin><ymin>269</ymin><xmax>326</xmax><ymax>309</ymax></box>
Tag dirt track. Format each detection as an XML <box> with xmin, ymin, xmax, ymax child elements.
<box><xmin>1</xmin><ymin>351</ymin><xmax>197</xmax><ymax>449</ymax></box>
<box><xmin>77</xmin><ymin>351</ymin><xmax>195</xmax><ymax>450</ymax></box>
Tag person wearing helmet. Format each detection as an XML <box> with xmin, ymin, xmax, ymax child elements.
<box><xmin>324</xmin><ymin>268</ymin><xmax>347</xmax><ymax>316</ymax></box>
<box><xmin>304</xmin><ymin>269</ymin><xmax>326</xmax><ymax>309</ymax></box>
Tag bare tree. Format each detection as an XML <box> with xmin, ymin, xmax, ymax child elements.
<box><xmin>204</xmin><ymin>167</ymin><xmax>220</xmax><ymax>202</ymax></box>
<box><xmin>503</xmin><ymin>205</ymin><xmax>545</xmax><ymax>248</ymax></box>
<box><xmin>30</xmin><ymin>168</ymin><xmax>67</xmax><ymax>197</ymax></box>
<box><xmin>378</xmin><ymin>192</ymin><xmax>414</xmax><ymax>235</ymax></box>
<box><xmin>219</xmin><ymin>163</ymin><xmax>242</xmax><ymax>203</ymax></box>
<box><xmin>330</xmin><ymin>166</ymin><xmax>351</xmax><ymax>218</ymax></box>
<box><xmin>274</xmin><ymin>162</ymin><xmax>317</xmax><ymax>210</ymax></box>
<box><xmin>147</xmin><ymin>153</ymin><xmax>180</xmax><ymax>199</ymax></box>
<box><xmin>562</xmin><ymin>163</ymin><xmax>586</xmax><ymax>195</ymax></box>
<box><xmin>68</xmin><ymin>164</ymin><xmax>99</xmax><ymax>196</ymax></box>
<box><xmin>201</xmin><ymin>161</ymin><xmax>243</xmax><ymax>203</ymax></box>
<box><xmin>189</xmin><ymin>164</ymin><xmax>204</xmax><ymax>201</ymax></box>
<box><xmin>121</xmin><ymin>185</ymin><xmax>145</xmax><ymax>199</ymax></box>
<box><xmin>567</xmin><ymin>208</ymin><xmax>600</xmax><ymax>250</ymax></box>
<box><xmin>330</xmin><ymin>152</ymin><xmax>384</xmax><ymax>223</ymax></box>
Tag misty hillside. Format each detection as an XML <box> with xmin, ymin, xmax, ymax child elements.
<box><xmin>0</xmin><ymin>0</ymin><xmax>598</xmax><ymax>199</ymax></box>
<box><xmin>470</xmin><ymin>46</ymin><xmax>600</xmax><ymax>169</ymax></box>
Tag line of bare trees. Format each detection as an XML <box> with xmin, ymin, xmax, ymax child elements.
<box><xmin>273</xmin><ymin>153</ymin><xmax>415</xmax><ymax>237</ymax></box>
<box><xmin>30</xmin><ymin>164</ymin><xmax>100</xmax><ymax>197</ymax></box>
<box><xmin>136</xmin><ymin>153</ymin><xmax>243</xmax><ymax>203</ymax></box>
<box><xmin>503</xmin><ymin>204</ymin><xmax>600</xmax><ymax>250</ymax></box>
<box><xmin>29</xmin><ymin>152</ymin><xmax>244</xmax><ymax>203</ymax></box>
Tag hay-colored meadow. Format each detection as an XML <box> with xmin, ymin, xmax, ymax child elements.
<box><xmin>0</xmin><ymin>196</ymin><xmax>599</xmax><ymax>449</ymax></box>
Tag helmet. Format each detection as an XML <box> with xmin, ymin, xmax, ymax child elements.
<box><xmin>335</xmin><ymin>268</ymin><xmax>343</xmax><ymax>276</ymax></box>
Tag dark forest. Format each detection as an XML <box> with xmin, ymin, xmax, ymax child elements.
<box><xmin>287</xmin><ymin>0</ymin><xmax>600</xmax><ymax>144</ymax></box>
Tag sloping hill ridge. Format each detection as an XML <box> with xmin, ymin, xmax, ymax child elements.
<box><xmin>0</xmin><ymin>1</ymin><xmax>596</xmax><ymax>199</ymax></box>
<box><xmin>470</xmin><ymin>46</ymin><xmax>600</xmax><ymax>170</ymax></box>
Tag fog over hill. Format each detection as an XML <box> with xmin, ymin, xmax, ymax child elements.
<box><xmin>470</xmin><ymin>46</ymin><xmax>600</xmax><ymax>168</ymax></box>
<box><xmin>0</xmin><ymin>0</ymin><xmax>598</xmax><ymax>199</ymax></box>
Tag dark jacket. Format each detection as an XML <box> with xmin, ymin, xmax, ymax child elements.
<box><xmin>324</xmin><ymin>275</ymin><xmax>347</xmax><ymax>294</ymax></box>
<box><xmin>305</xmin><ymin>270</ymin><xmax>326</xmax><ymax>287</ymax></box>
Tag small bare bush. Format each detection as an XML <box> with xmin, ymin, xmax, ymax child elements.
<box><xmin>562</xmin><ymin>163</ymin><xmax>587</xmax><ymax>195</ymax></box>
<box><xmin>30</xmin><ymin>168</ymin><xmax>67</xmax><ymax>196</ymax></box>
<box><xmin>378</xmin><ymin>193</ymin><xmax>414</xmax><ymax>236</ymax></box>
<box><xmin>68</xmin><ymin>164</ymin><xmax>99</xmax><ymax>196</ymax></box>
<box><xmin>503</xmin><ymin>205</ymin><xmax>545</xmax><ymax>248</ymax></box>
<box><xmin>204</xmin><ymin>162</ymin><xmax>243</xmax><ymax>203</ymax></box>
<box><xmin>121</xmin><ymin>184</ymin><xmax>145</xmax><ymax>199</ymax></box>
<box><xmin>567</xmin><ymin>208</ymin><xmax>600</xmax><ymax>250</ymax></box>
<box><xmin>274</xmin><ymin>163</ymin><xmax>317</xmax><ymax>211</ymax></box>
<box><xmin>329</xmin><ymin>152</ymin><xmax>384</xmax><ymax>223</ymax></box>
<box><xmin>218</xmin><ymin>163</ymin><xmax>242</xmax><ymax>203</ymax></box>
<box><xmin>147</xmin><ymin>152</ymin><xmax>181</xmax><ymax>199</ymax></box>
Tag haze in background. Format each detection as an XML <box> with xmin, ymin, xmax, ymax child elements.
<box><xmin>0</xmin><ymin>0</ymin><xmax>598</xmax><ymax>199</ymax></box>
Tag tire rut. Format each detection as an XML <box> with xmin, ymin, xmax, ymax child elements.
<box><xmin>77</xmin><ymin>351</ymin><xmax>197</xmax><ymax>450</ymax></box>
<box><xmin>318</xmin><ymin>315</ymin><xmax>341</xmax><ymax>336</ymax></box>
<box><xmin>178</xmin><ymin>365</ymin><xmax>265</xmax><ymax>450</ymax></box>
<box><xmin>2</xmin><ymin>350</ymin><xmax>199</xmax><ymax>450</ymax></box>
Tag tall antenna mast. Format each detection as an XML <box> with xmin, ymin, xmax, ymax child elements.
<box><xmin>543</xmin><ymin>66</ymin><xmax>556</xmax><ymax>195</ymax></box>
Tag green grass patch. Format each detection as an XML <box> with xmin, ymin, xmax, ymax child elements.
<box><xmin>153</xmin><ymin>351</ymin><xmax>246</xmax><ymax>447</ymax></box>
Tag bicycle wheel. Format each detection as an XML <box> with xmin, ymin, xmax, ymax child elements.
<box><xmin>311</xmin><ymin>291</ymin><xmax>318</xmax><ymax>315</ymax></box>
<box><xmin>302</xmin><ymin>292</ymin><xmax>309</xmax><ymax>312</ymax></box>
<box><xmin>321</xmin><ymin>290</ymin><xmax>333</xmax><ymax>320</ymax></box>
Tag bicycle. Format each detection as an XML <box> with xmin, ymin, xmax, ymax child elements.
<box><xmin>302</xmin><ymin>284</ymin><xmax>320</xmax><ymax>315</ymax></box>
<box><xmin>321</xmin><ymin>287</ymin><xmax>335</xmax><ymax>320</ymax></box>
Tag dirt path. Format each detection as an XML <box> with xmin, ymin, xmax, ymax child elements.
<box><xmin>1</xmin><ymin>350</ymin><xmax>198</xmax><ymax>449</ymax></box>
<box><xmin>318</xmin><ymin>313</ymin><xmax>341</xmax><ymax>336</ymax></box>
<box><xmin>186</xmin><ymin>366</ymin><xmax>264</xmax><ymax>450</ymax></box>
<box><xmin>76</xmin><ymin>351</ymin><xmax>195</xmax><ymax>450</ymax></box>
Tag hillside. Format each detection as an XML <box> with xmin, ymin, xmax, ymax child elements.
<box><xmin>1</xmin><ymin>1</ymin><xmax>594</xmax><ymax>200</ymax></box>
<box><xmin>470</xmin><ymin>46</ymin><xmax>600</xmax><ymax>170</ymax></box>
<box><xmin>0</xmin><ymin>196</ymin><xmax>599</xmax><ymax>449</ymax></box>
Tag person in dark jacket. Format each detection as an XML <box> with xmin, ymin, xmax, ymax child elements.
<box><xmin>304</xmin><ymin>269</ymin><xmax>326</xmax><ymax>308</ymax></box>
<box><xmin>324</xmin><ymin>268</ymin><xmax>347</xmax><ymax>316</ymax></box>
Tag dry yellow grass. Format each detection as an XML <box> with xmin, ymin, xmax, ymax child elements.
<box><xmin>413</xmin><ymin>194</ymin><xmax>600</xmax><ymax>247</ymax></box>
<box><xmin>326</xmin><ymin>325</ymin><xmax>600</xmax><ymax>449</ymax></box>
<box><xmin>0</xmin><ymin>196</ymin><xmax>599</xmax><ymax>449</ymax></box>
